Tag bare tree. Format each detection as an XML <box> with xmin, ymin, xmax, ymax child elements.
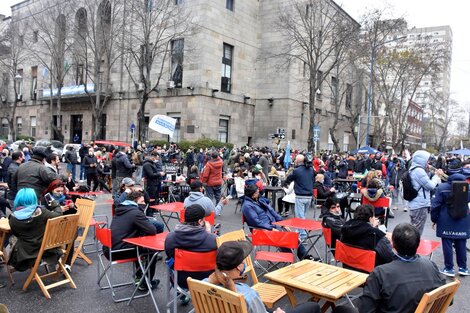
<box><xmin>124</xmin><ymin>0</ymin><xmax>195</xmax><ymax>142</ymax></box>
<box><xmin>28</xmin><ymin>0</ymin><xmax>76</xmax><ymax>142</ymax></box>
<box><xmin>0</xmin><ymin>19</ymin><xmax>30</xmax><ymax>141</ymax></box>
<box><xmin>73</xmin><ymin>0</ymin><xmax>125</xmax><ymax>139</ymax></box>
<box><xmin>274</xmin><ymin>0</ymin><xmax>360</xmax><ymax>152</ymax></box>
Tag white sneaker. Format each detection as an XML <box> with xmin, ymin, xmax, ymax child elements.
<box><xmin>226</xmin><ymin>195</ymin><xmax>233</xmax><ymax>200</ymax></box>
<box><xmin>403</xmin><ymin>208</ymin><xmax>408</xmax><ymax>212</ymax></box>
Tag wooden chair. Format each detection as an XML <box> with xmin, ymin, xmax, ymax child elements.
<box><xmin>22</xmin><ymin>214</ymin><xmax>80</xmax><ymax>299</ymax></box>
<box><xmin>216</xmin><ymin>230</ymin><xmax>289</xmax><ymax>308</ymax></box>
<box><xmin>187</xmin><ymin>277</ymin><xmax>248</xmax><ymax>313</ymax></box>
<box><xmin>414</xmin><ymin>280</ymin><xmax>460</xmax><ymax>313</ymax></box>
<box><xmin>70</xmin><ymin>198</ymin><xmax>96</xmax><ymax>267</ymax></box>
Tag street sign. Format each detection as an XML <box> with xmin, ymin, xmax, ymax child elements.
<box><xmin>130</xmin><ymin>123</ymin><xmax>135</xmax><ymax>133</ymax></box>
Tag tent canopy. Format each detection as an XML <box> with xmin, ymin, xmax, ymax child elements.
<box><xmin>446</xmin><ymin>148</ymin><xmax>470</xmax><ymax>156</ymax></box>
<box><xmin>350</xmin><ymin>145</ymin><xmax>379</xmax><ymax>154</ymax></box>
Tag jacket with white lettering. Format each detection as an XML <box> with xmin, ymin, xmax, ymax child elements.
<box><xmin>431</xmin><ymin>173</ymin><xmax>470</xmax><ymax>239</ymax></box>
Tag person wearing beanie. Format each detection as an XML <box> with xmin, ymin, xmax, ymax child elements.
<box><xmin>206</xmin><ymin>241</ymin><xmax>320</xmax><ymax>313</ymax></box>
<box><xmin>431</xmin><ymin>158</ymin><xmax>470</xmax><ymax>277</ymax></box>
<box><xmin>184</xmin><ymin>180</ymin><xmax>228</xmax><ymax>216</ymax></box>
<box><xmin>164</xmin><ymin>204</ymin><xmax>217</xmax><ymax>299</ymax></box>
<box><xmin>14</xmin><ymin>146</ymin><xmax>59</xmax><ymax>200</ymax></box>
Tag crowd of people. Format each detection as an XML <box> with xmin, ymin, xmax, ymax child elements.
<box><xmin>0</xmin><ymin>140</ymin><xmax>469</xmax><ymax>313</ymax></box>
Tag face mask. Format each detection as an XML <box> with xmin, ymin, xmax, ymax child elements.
<box><xmin>239</xmin><ymin>262</ymin><xmax>246</xmax><ymax>276</ymax></box>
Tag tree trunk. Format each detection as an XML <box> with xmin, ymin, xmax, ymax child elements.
<box><xmin>307</xmin><ymin>77</ymin><xmax>317</xmax><ymax>152</ymax></box>
<box><xmin>137</xmin><ymin>93</ymin><xmax>148</xmax><ymax>143</ymax></box>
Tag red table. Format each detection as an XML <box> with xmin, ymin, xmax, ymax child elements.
<box><xmin>416</xmin><ymin>239</ymin><xmax>441</xmax><ymax>260</ymax></box>
<box><xmin>149</xmin><ymin>202</ymin><xmax>185</xmax><ymax>231</ymax></box>
<box><xmin>274</xmin><ymin>218</ymin><xmax>323</xmax><ymax>261</ymax></box>
<box><xmin>123</xmin><ymin>232</ymin><xmax>169</xmax><ymax>312</ymax></box>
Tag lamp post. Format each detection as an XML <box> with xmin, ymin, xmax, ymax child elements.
<box><xmin>357</xmin><ymin>115</ymin><xmax>388</xmax><ymax>149</ymax></box>
<box><xmin>365</xmin><ymin>36</ymin><xmax>407</xmax><ymax>146</ymax></box>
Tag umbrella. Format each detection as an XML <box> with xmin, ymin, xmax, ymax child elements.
<box><xmin>284</xmin><ymin>141</ymin><xmax>291</xmax><ymax>169</ymax></box>
<box><xmin>446</xmin><ymin>148</ymin><xmax>470</xmax><ymax>156</ymax></box>
<box><xmin>350</xmin><ymin>145</ymin><xmax>378</xmax><ymax>155</ymax></box>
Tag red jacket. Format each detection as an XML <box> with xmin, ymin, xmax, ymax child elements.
<box><xmin>200</xmin><ymin>157</ymin><xmax>223</xmax><ymax>186</ymax></box>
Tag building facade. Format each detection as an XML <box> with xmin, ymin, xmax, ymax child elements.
<box><xmin>1</xmin><ymin>0</ymin><xmax>364</xmax><ymax>151</ymax></box>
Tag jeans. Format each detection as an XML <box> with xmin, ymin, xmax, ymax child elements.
<box><xmin>67</xmin><ymin>163</ymin><xmax>77</xmax><ymax>181</ymax></box>
<box><xmin>148</xmin><ymin>217</ymin><xmax>165</xmax><ymax>234</ymax></box>
<box><xmin>294</xmin><ymin>196</ymin><xmax>311</xmax><ymax>239</ymax></box>
<box><xmin>205</xmin><ymin>185</ymin><xmax>222</xmax><ymax>205</ymax></box>
<box><xmin>442</xmin><ymin>237</ymin><xmax>467</xmax><ymax>270</ymax></box>
<box><xmin>80</xmin><ymin>163</ymin><xmax>85</xmax><ymax>180</ymax></box>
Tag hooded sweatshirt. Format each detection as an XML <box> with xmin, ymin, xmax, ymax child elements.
<box><xmin>409</xmin><ymin>150</ymin><xmax>441</xmax><ymax>210</ymax></box>
<box><xmin>200</xmin><ymin>157</ymin><xmax>224</xmax><ymax>186</ymax></box>
<box><xmin>183</xmin><ymin>191</ymin><xmax>223</xmax><ymax>216</ymax></box>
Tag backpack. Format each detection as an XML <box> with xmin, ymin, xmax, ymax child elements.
<box><xmin>401</xmin><ymin>167</ymin><xmax>421</xmax><ymax>201</ymax></box>
<box><xmin>446</xmin><ymin>181</ymin><xmax>469</xmax><ymax>219</ymax></box>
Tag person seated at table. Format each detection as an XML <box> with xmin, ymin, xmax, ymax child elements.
<box><xmin>42</xmin><ymin>179</ymin><xmax>78</xmax><ymax>269</ymax></box>
<box><xmin>164</xmin><ymin>204</ymin><xmax>217</xmax><ymax>304</ymax></box>
<box><xmin>8</xmin><ymin>188</ymin><xmax>69</xmax><ymax>272</ymax></box>
<box><xmin>359</xmin><ymin>171</ymin><xmax>379</xmax><ymax>192</ymax></box>
<box><xmin>206</xmin><ymin>241</ymin><xmax>321</xmax><ymax>313</ymax></box>
<box><xmin>361</xmin><ymin>178</ymin><xmax>386</xmax><ymax>217</ymax></box>
<box><xmin>335</xmin><ymin>223</ymin><xmax>446</xmax><ymax>313</ymax></box>
<box><xmin>184</xmin><ymin>180</ymin><xmax>228</xmax><ymax>217</ymax></box>
<box><xmin>314</xmin><ymin>174</ymin><xmax>348</xmax><ymax>217</ymax></box>
<box><xmin>104</xmin><ymin>190</ymin><xmax>160</xmax><ymax>290</ymax></box>
<box><xmin>321</xmin><ymin>197</ymin><xmax>345</xmax><ymax>251</ymax></box>
<box><xmin>340</xmin><ymin>204</ymin><xmax>393</xmax><ymax>269</ymax></box>
<box><xmin>242</xmin><ymin>184</ymin><xmax>313</xmax><ymax>260</ymax></box>
<box><xmin>268</xmin><ymin>165</ymin><xmax>280</xmax><ymax>187</ymax></box>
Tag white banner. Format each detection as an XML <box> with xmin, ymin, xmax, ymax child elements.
<box><xmin>149</xmin><ymin>115</ymin><xmax>177</xmax><ymax>137</ymax></box>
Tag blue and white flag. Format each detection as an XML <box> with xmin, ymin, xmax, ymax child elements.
<box><xmin>149</xmin><ymin>115</ymin><xmax>177</xmax><ymax>138</ymax></box>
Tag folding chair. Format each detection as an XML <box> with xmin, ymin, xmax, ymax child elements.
<box><xmin>251</xmin><ymin>229</ymin><xmax>298</xmax><ymax>275</ymax></box>
<box><xmin>416</xmin><ymin>239</ymin><xmax>441</xmax><ymax>260</ymax></box>
<box><xmin>335</xmin><ymin>239</ymin><xmax>376</xmax><ymax>307</ymax></box>
<box><xmin>96</xmin><ymin>227</ymin><xmax>148</xmax><ymax>303</ymax></box>
<box><xmin>312</xmin><ymin>189</ymin><xmax>325</xmax><ymax>220</ymax></box>
<box><xmin>362</xmin><ymin>196</ymin><xmax>391</xmax><ymax>227</ymax></box>
<box><xmin>179</xmin><ymin>209</ymin><xmax>215</xmax><ymax>225</ymax></box>
<box><xmin>69</xmin><ymin>198</ymin><xmax>96</xmax><ymax>267</ymax></box>
<box><xmin>414</xmin><ymin>280</ymin><xmax>460</xmax><ymax>313</ymax></box>
<box><xmin>216</xmin><ymin>230</ymin><xmax>289</xmax><ymax>308</ymax></box>
<box><xmin>187</xmin><ymin>277</ymin><xmax>248</xmax><ymax>313</ymax></box>
<box><xmin>235</xmin><ymin>195</ymin><xmax>244</xmax><ymax>214</ymax></box>
<box><xmin>22</xmin><ymin>214</ymin><xmax>79</xmax><ymax>299</ymax></box>
<box><xmin>168</xmin><ymin>249</ymin><xmax>217</xmax><ymax>313</ymax></box>
<box><xmin>322</xmin><ymin>227</ymin><xmax>336</xmax><ymax>264</ymax></box>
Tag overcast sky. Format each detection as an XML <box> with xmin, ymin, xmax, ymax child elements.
<box><xmin>1</xmin><ymin>0</ymin><xmax>469</xmax><ymax>107</ymax></box>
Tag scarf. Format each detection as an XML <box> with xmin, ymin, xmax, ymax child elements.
<box><xmin>13</xmin><ymin>205</ymin><xmax>39</xmax><ymax>220</ymax></box>
<box><xmin>52</xmin><ymin>193</ymin><xmax>66</xmax><ymax>204</ymax></box>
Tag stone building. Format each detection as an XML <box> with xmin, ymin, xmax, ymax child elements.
<box><xmin>1</xmin><ymin>0</ymin><xmax>364</xmax><ymax>151</ymax></box>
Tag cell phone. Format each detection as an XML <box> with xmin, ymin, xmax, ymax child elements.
<box><xmin>44</xmin><ymin>193</ymin><xmax>53</xmax><ymax>205</ymax></box>
<box><xmin>65</xmin><ymin>199</ymin><xmax>73</xmax><ymax>206</ymax></box>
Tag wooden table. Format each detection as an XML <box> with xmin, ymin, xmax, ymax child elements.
<box><xmin>123</xmin><ymin>232</ymin><xmax>169</xmax><ymax>312</ymax></box>
<box><xmin>274</xmin><ymin>218</ymin><xmax>323</xmax><ymax>261</ymax></box>
<box><xmin>264</xmin><ymin>260</ymin><xmax>368</xmax><ymax>313</ymax></box>
<box><xmin>149</xmin><ymin>202</ymin><xmax>185</xmax><ymax>231</ymax></box>
<box><xmin>0</xmin><ymin>217</ymin><xmax>11</xmax><ymax>256</ymax></box>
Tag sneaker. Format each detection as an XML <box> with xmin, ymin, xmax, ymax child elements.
<box><xmin>458</xmin><ymin>268</ymin><xmax>469</xmax><ymax>276</ymax></box>
<box><xmin>440</xmin><ymin>268</ymin><xmax>455</xmax><ymax>277</ymax></box>
<box><xmin>180</xmin><ymin>294</ymin><xmax>191</xmax><ymax>306</ymax></box>
<box><xmin>138</xmin><ymin>279</ymin><xmax>160</xmax><ymax>291</ymax></box>
<box><xmin>64</xmin><ymin>264</ymin><xmax>72</xmax><ymax>273</ymax></box>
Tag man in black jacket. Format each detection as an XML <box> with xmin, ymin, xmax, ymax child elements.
<box><xmin>78</xmin><ymin>143</ymin><xmax>88</xmax><ymax>181</ymax></box>
<box><xmin>104</xmin><ymin>191</ymin><xmax>160</xmax><ymax>290</ymax></box>
<box><xmin>142</xmin><ymin>152</ymin><xmax>165</xmax><ymax>201</ymax></box>
<box><xmin>321</xmin><ymin>197</ymin><xmax>345</xmax><ymax>251</ymax></box>
<box><xmin>112</xmin><ymin>146</ymin><xmax>134</xmax><ymax>195</ymax></box>
<box><xmin>6</xmin><ymin>151</ymin><xmax>24</xmax><ymax>205</ymax></box>
<box><xmin>65</xmin><ymin>145</ymin><xmax>78</xmax><ymax>181</ymax></box>
<box><xmin>164</xmin><ymin>204</ymin><xmax>217</xmax><ymax>291</ymax></box>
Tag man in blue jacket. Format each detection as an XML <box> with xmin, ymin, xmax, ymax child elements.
<box><xmin>431</xmin><ymin>160</ymin><xmax>470</xmax><ymax>277</ymax></box>
<box><xmin>283</xmin><ymin>154</ymin><xmax>315</xmax><ymax>239</ymax></box>
<box><xmin>408</xmin><ymin>150</ymin><xmax>444</xmax><ymax>234</ymax></box>
<box><xmin>242</xmin><ymin>184</ymin><xmax>312</xmax><ymax>260</ymax></box>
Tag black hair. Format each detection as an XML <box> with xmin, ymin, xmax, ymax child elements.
<box><xmin>12</xmin><ymin>151</ymin><xmax>23</xmax><ymax>161</ymax></box>
<box><xmin>392</xmin><ymin>223</ymin><xmax>420</xmax><ymax>257</ymax></box>
<box><xmin>244</xmin><ymin>184</ymin><xmax>259</xmax><ymax>199</ymax></box>
<box><xmin>354</xmin><ymin>204</ymin><xmax>374</xmax><ymax>221</ymax></box>
<box><xmin>127</xmin><ymin>191</ymin><xmax>144</xmax><ymax>202</ymax></box>
<box><xmin>324</xmin><ymin>197</ymin><xmax>339</xmax><ymax>210</ymax></box>
<box><xmin>46</xmin><ymin>152</ymin><xmax>58</xmax><ymax>163</ymax></box>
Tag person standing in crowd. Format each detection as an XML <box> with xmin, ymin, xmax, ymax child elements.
<box><xmin>22</xmin><ymin>147</ymin><xmax>31</xmax><ymax>162</ymax></box>
<box><xmin>408</xmin><ymin>150</ymin><xmax>444</xmax><ymax>234</ymax></box>
<box><xmin>142</xmin><ymin>152</ymin><xmax>165</xmax><ymax>202</ymax></box>
<box><xmin>200</xmin><ymin>151</ymin><xmax>224</xmax><ymax>205</ymax></box>
<box><xmin>14</xmin><ymin>146</ymin><xmax>59</xmax><ymax>200</ymax></box>
<box><xmin>257</xmin><ymin>148</ymin><xmax>270</xmax><ymax>181</ymax></box>
<box><xmin>45</xmin><ymin>151</ymin><xmax>60</xmax><ymax>176</ymax></box>
<box><xmin>0</xmin><ymin>149</ymin><xmax>11</xmax><ymax>183</ymax></box>
<box><xmin>185</xmin><ymin>148</ymin><xmax>195</xmax><ymax>177</ymax></box>
<box><xmin>6</xmin><ymin>151</ymin><xmax>24</xmax><ymax>206</ymax></box>
<box><xmin>78</xmin><ymin>143</ymin><xmax>88</xmax><ymax>181</ymax></box>
<box><xmin>283</xmin><ymin>154</ymin><xmax>314</xmax><ymax>240</ymax></box>
<box><xmin>431</xmin><ymin>159</ymin><xmax>470</xmax><ymax>277</ymax></box>
<box><xmin>65</xmin><ymin>145</ymin><xmax>78</xmax><ymax>181</ymax></box>
<box><xmin>112</xmin><ymin>146</ymin><xmax>135</xmax><ymax>195</ymax></box>
<box><xmin>83</xmin><ymin>147</ymin><xmax>99</xmax><ymax>191</ymax></box>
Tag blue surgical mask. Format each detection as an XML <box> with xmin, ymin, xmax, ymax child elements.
<box><xmin>239</xmin><ymin>262</ymin><xmax>246</xmax><ymax>276</ymax></box>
